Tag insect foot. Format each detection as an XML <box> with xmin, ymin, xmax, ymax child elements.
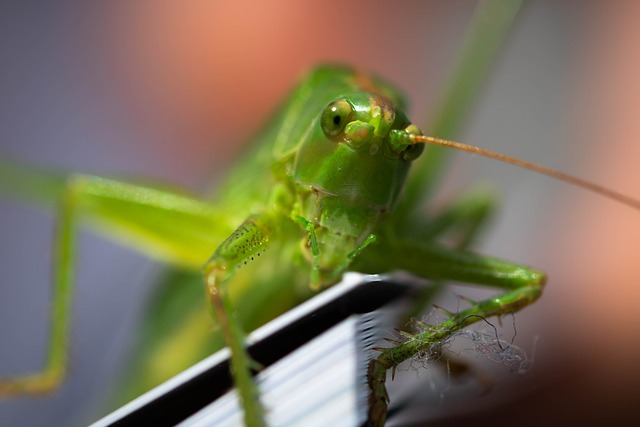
<box><xmin>367</xmin><ymin>359</ymin><xmax>390</xmax><ymax>427</ymax></box>
<box><xmin>0</xmin><ymin>372</ymin><xmax>63</xmax><ymax>396</ymax></box>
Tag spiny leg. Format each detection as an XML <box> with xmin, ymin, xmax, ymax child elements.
<box><xmin>0</xmin><ymin>175</ymin><xmax>232</xmax><ymax>395</ymax></box>
<box><xmin>358</xmin><ymin>240</ymin><xmax>546</xmax><ymax>426</ymax></box>
<box><xmin>203</xmin><ymin>215</ymin><xmax>277</xmax><ymax>427</ymax></box>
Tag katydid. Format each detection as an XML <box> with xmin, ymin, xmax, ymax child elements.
<box><xmin>2</xmin><ymin>61</ymin><xmax>639</xmax><ymax>427</ymax></box>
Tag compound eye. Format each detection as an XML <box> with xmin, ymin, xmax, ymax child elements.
<box><xmin>320</xmin><ymin>100</ymin><xmax>354</xmax><ymax>140</ymax></box>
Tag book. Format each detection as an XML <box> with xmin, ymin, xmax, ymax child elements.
<box><xmin>91</xmin><ymin>273</ymin><xmax>417</xmax><ymax>427</ymax></box>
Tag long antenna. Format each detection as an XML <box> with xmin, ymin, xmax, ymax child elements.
<box><xmin>410</xmin><ymin>134</ymin><xmax>640</xmax><ymax>212</ymax></box>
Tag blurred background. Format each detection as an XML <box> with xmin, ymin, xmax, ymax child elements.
<box><xmin>1</xmin><ymin>1</ymin><xmax>639</xmax><ymax>425</ymax></box>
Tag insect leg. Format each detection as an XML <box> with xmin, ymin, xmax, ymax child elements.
<box><xmin>203</xmin><ymin>214</ymin><xmax>277</xmax><ymax>427</ymax></box>
<box><xmin>328</xmin><ymin>233</ymin><xmax>377</xmax><ymax>282</ymax></box>
<box><xmin>360</xmin><ymin>240</ymin><xmax>545</xmax><ymax>425</ymax></box>
<box><xmin>0</xmin><ymin>182</ymin><xmax>76</xmax><ymax>395</ymax></box>
<box><xmin>0</xmin><ymin>175</ymin><xmax>233</xmax><ymax>395</ymax></box>
<box><xmin>402</xmin><ymin>187</ymin><xmax>501</xmax><ymax>389</ymax></box>
<box><xmin>401</xmin><ymin>186</ymin><xmax>499</xmax><ymax>320</ymax></box>
<box><xmin>293</xmin><ymin>215</ymin><xmax>321</xmax><ymax>288</ymax></box>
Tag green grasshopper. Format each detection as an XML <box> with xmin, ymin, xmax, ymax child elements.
<box><xmin>3</xmin><ymin>60</ymin><xmax>638</xmax><ymax>426</ymax></box>
<box><xmin>0</xmin><ymin>63</ymin><xmax>540</xmax><ymax>425</ymax></box>
<box><xmin>3</xmin><ymin>3</ymin><xmax>640</xmax><ymax>426</ymax></box>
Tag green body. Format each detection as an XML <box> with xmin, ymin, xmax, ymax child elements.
<box><xmin>216</xmin><ymin>66</ymin><xmax>415</xmax><ymax>280</ymax></box>
<box><xmin>0</xmin><ymin>2</ymin><xmax>540</xmax><ymax>425</ymax></box>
